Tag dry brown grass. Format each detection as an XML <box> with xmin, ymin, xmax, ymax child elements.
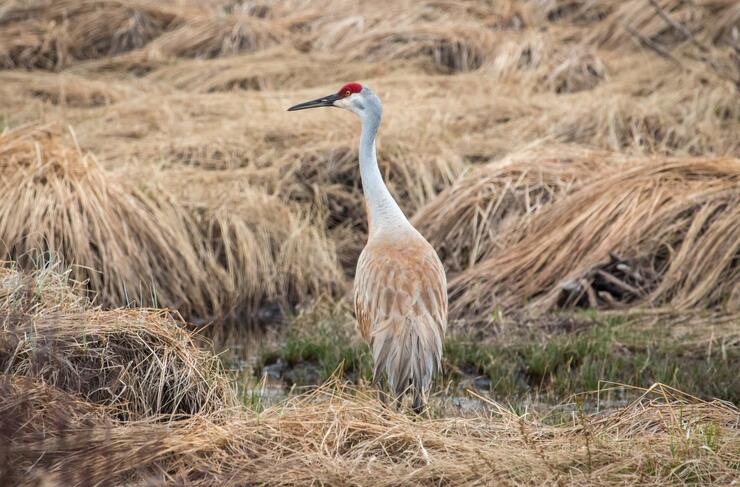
<box><xmin>605</xmin><ymin>308</ymin><xmax>740</xmax><ymax>359</ymax></box>
<box><xmin>0</xmin><ymin>264</ymin><xmax>236</xmax><ymax>419</ymax></box>
<box><xmin>2</xmin><ymin>375</ymin><xmax>738</xmax><ymax>486</ymax></box>
<box><xmin>140</xmin><ymin>14</ymin><xmax>285</xmax><ymax>61</ymax></box>
<box><xmin>145</xmin><ymin>47</ymin><xmax>397</xmax><ymax>93</ymax></box>
<box><xmin>0</xmin><ymin>0</ymin><xmax>183</xmax><ymax>70</ymax></box>
<box><xmin>179</xmin><ymin>176</ymin><xmax>344</xmax><ymax>321</ymax></box>
<box><xmin>0</xmin><ymin>260</ymin><xmax>88</xmax><ymax>312</ymax></box>
<box><xmin>0</xmin><ymin>0</ymin><xmax>737</xmax><ymax>326</ymax></box>
<box><xmin>0</xmin><ymin>71</ymin><xmax>128</xmax><ymax>108</ymax></box>
<box><xmin>0</xmin><ymin>125</ymin><xmax>342</xmax><ymax>322</ymax></box>
<box><xmin>413</xmin><ymin>146</ymin><xmax>620</xmax><ymax>273</ymax></box>
<box><xmin>583</xmin><ymin>0</ymin><xmax>740</xmax><ymax>49</ymax></box>
<box><xmin>449</xmin><ymin>157</ymin><xmax>740</xmax><ymax>323</ymax></box>
<box><xmin>1</xmin><ymin>266</ymin><xmax>738</xmax><ymax>485</ymax></box>
<box><xmin>1</xmin><ymin>1</ymin><xmax>738</xmax><ymax>484</ymax></box>
<box><xmin>0</xmin><ymin>124</ymin><xmax>218</xmax><ymax>317</ymax></box>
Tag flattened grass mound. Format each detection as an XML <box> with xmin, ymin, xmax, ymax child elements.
<box><xmin>485</xmin><ymin>33</ymin><xmax>608</xmax><ymax>93</ymax></box>
<box><xmin>451</xmin><ymin>157</ymin><xmax>740</xmax><ymax>323</ymax></box>
<box><xmin>2</xmin><ymin>378</ymin><xmax>738</xmax><ymax>486</ymax></box>
<box><xmin>0</xmin><ymin>0</ymin><xmax>182</xmax><ymax>70</ymax></box>
<box><xmin>146</xmin><ymin>48</ymin><xmax>396</xmax><ymax>93</ymax></box>
<box><xmin>0</xmin><ymin>126</ymin><xmax>345</xmax><ymax>322</ymax></box>
<box><xmin>340</xmin><ymin>24</ymin><xmax>494</xmax><ymax>73</ymax></box>
<box><xmin>0</xmin><ymin>265</ymin><xmax>236</xmax><ymax>419</ymax></box>
<box><xmin>413</xmin><ymin>146</ymin><xmax>619</xmax><ymax>273</ymax></box>
<box><xmin>0</xmin><ymin>125</ymin><xmax>214</xmax><ymax>317</ymax></box>
<box><xmin>0</xmin><ymin>71</ymin><xmax>128</xmax><ymax>108</ymax></box>
<box><xmin>142</xmin><ymin>15</ymin><xmax>284</xmax><ymax>60</ymax></box>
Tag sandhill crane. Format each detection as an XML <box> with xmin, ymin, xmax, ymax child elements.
<box><xmin>289</xmin><ymin>83</ymin><xmax>447</xmax><ymax>412</ymax></box>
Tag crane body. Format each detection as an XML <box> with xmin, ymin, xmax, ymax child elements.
<box><xmin>289</xmin><ymin>83</ymin><xmax>447</xmax><ymax>411</ymax></box>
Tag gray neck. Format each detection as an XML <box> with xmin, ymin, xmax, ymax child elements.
<box><xmin>358</xmin><ymin>107</ymin><xmax>410</xmax><ymax>236</ymax></box>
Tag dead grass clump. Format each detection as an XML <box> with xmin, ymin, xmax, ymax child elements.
<box><xmin>181</xmin><ymin>181</ymin><xmax>345</xmax><ymax>321</ymax></box>
<box><xmin>450</xmin><ymin>157</ymin><xmax>740</xmax><ymax>323</ymax></box>
<box><xmin>0</xmin><ymin>376</ymin><xmax>114</xmax><ymax>486</ymax></box>
<box><xmin>146</xmin><ymin>48</ymin><xmax>396</xmax><ymax>93</ymax></box>
<box><xmin>0</xmin><ymin>71</ymin><xmax>127</xmax><ymax>108</ymax></box>
<box><xmin>0</xmin><ymin>309</ymin><xmax>236</xmax><ymax>418</ymax></box>
<box><xmin>308</xmin><ymin>20</ymin><xmax>495</xmax><ymax>74</ymax></box>
<box><xmin>0</xmin><ymin>125</ymin><xmax>214</xmax><ymax>317</ymax></box>
<box><xmin>143</xmin><ymin>15</ymin><xmax>284</xmax><ymax>60</ymax></box>
<box><xmin>165</xmin><ymin>139</ymin><xmax>256</xmax><ymax>170</ymax></box>
<box><xmin>413</xmin><ymin>146</ymin><xmax>618</xmax><ymax>273</ymax></box>
<box><xmin>0</xmin><ymin>0</ymin><xmax>182</xmax><ymax>70</ymax></box>
<box><xmin>0</xmin><ymin>261</ymin><xmax>88</xmax><ymax>313</ymax></box>
<box><xmin>0</xmin><ymin>125</ymin><xmax>345</xmax><ymax>322</ymax></box>
<box><xmin>2</xmin><ymin>379</ymin><xmax>738</xmax><ymax>486</ymax></box>
<box><xmin>349</xmin><ymin>25</ymin><xmax>493</xmax><ymax>73</ymax></box>
<box><xmin>585</xmin><ymin>0</ymin><xmax>740</xmax><ymax>49</ymax></box>
<box><xmin>543</xmin><ymin>45</ymin><xmax>608</xmax><ymax>93</ymax></box>
<box><xmin>539</xmin><ymin>66</ymin><xmax>740</xmax><ymax>155</ymax></box>
<box><xmin>578</xmin><ymin>0</ymin><xmax>740</xmax><ymax>88</ymax></box>
<box><xmin>484</xmin><ymin>32</ymin><xmax>608</xmax><ymax>93</ymax></box>
<box><xmin>0</xmin><ymin>266</ymin><xmax>237</xmax><ymax>418</ymax></box>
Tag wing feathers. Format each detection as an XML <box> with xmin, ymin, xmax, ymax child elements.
<box><xmin>354</xmin><ymin>238</ymin><xmax>447</xmax><ymax>402</ymax></box>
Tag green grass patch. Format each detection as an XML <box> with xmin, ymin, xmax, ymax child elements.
<box><xmin>444</xmin><ymin>313</ymin><xmax>738</xmax><ymax>404</ymax></box>
<box><xmin>258</xmin><ymin>309</ymin><xmax>739</xmax><ymax>404</ymax></box>
<box><xmin>258</xmin><ymin>307</ymin><xmax>373</xmax><ymax>386</ymax></box>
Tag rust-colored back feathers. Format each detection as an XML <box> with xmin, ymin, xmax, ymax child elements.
<box><xmin>354</xmin><ymin>234</ymin><xmax>447</xmax><ymax>410</ymax></box>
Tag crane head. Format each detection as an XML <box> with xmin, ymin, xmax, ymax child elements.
<box><xmin>287</xmin><ymin>82</ymin><xmax>365</xmax><ymax>112</ymax></box>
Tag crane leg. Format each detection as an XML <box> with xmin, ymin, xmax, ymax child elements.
<box><xmin>373</xmin><ymin>375</ymin><xmax>390</xmax><ymax>405</ymax></box>
<box><xmin>411</xmin><ymin>391</ymin><xmax>427</xmax><ymax>415</ymax></box>
<box><xmin>373</xmin><ymin>376</ymin><xmax>404</xmax><ymax>410</ymax></box>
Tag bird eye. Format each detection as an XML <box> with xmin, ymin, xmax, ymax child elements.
<box><xmin>345</xmin><ymin>90</ymin><xmax>351</xmax><ymax>96</ymax></box>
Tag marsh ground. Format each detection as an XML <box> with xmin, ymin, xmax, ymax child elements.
<box><xmin>0</xmin><ymin>0</ymin><xmax>738</xmax><ymax>485</ymax></box>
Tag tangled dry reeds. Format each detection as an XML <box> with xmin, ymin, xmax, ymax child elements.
<box><xmin>2</xmin><ymin>375</ymin><xmax>738</xmax><ymax>486</ymax></box>
<box><xmin>413</xmin><ymin>146</ymin><xmax>619</xmax><ymax>273</ymax></box>
<box><xmin>0</xmin><ymin>264</ymin><xmax>236</xmax><ymax>418</ymax></box>
<box><xmin>0</xmin><ymin>125</ymin><xmax>342</xmax><ymax>323</ymax></box>
<box><xmin>0</xmin><ymin>125</ymin><xmax>215</xmax><ymax>316</ymax></box>
<box><xmin>448</xmin><ymin>157</ymin><xmax>740</xmax><ymax>322</ymax></box>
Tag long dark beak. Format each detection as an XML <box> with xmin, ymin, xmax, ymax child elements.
<box><xmin>287</xmin><ymin>93</ymin><xmax>339</xmax><ymax>111</ymax></box>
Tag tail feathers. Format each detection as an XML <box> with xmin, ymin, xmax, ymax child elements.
<box><xmin>371</xmin><ymin>316</ymin><xmax>442</xmax><ymax>409</ymax></box>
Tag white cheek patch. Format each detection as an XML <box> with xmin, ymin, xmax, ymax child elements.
<box><xmin>335</xmin><ymin>96</ymin><xmax>365</xmax><ymax>115</ymax></box>
<box><xmin>335</xmin><ymin>97</ymin><xmax>352</xmax><ymax>109</ymax></box>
